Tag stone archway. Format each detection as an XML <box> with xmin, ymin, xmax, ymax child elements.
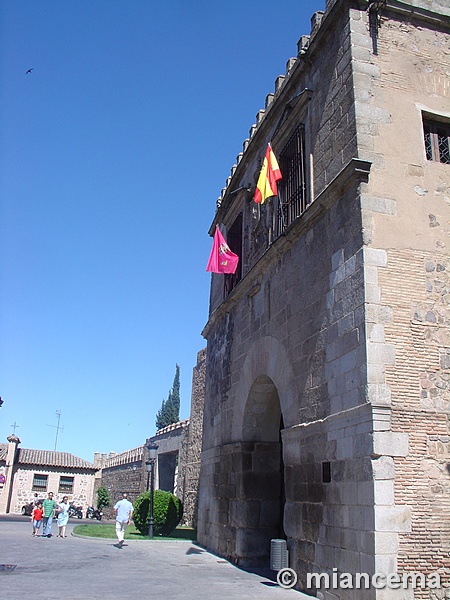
<box><xmin>242</xmin><ymin>374</ymin><xmax>281</xmax><ymax>443</ymax></box>
<box><xmin>232</xmin><ymin>335</ymin><xmax>298</xmax><ymax>439</ymax></box>
<box><xmin>229</xmin><ymin>337</ymin><xmax>296</xmax><ymax>566</ymax></box>
<box><xmin>233</xmin><ymin>375</ymin><xmax>285</xmax><ymax>566</ymax></box>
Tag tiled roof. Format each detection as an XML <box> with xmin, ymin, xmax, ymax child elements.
<box><xmin>17</xmin><ymin>448</ymin><xmax>96</xmax><ymax>470</ymax></box>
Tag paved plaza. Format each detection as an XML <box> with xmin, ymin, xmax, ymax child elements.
<box><xmin>0</xmin><ymin>515</ymin><xmax>310</xmax><ymax>600</ymax></box>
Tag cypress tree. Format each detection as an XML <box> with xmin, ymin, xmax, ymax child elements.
<box><xmin>155</xmin><ymin>399</ymin><xmax>167</xmax><ymax>430</ymax></box>
<box><xmin>155</xmin><ymin>365</ymin><xmax>180</xmax><ymax>430</ymax></box>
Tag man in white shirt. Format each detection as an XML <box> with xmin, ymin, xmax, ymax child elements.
<box><xmin>112</xmin><ymin>493</ymin><xmax>134</xmax><ymax>548</ymax></box>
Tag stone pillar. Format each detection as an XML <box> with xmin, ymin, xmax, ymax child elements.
<box><xmin>0</xmin><ymin>435</ymin><xmax>20</xmax><ymax>514</ymax></box>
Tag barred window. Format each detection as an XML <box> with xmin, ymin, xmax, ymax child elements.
<box><xmin>274</xmin><ymin>125</ymin><xmax>307</xmax><ymax>239</ymax></box>
<box><xmin>32</xmin><ymin>474</ymin><xmax>48</xmax><ymax>491</ymax></box>
<box><xmin>224</xmin><ymin>213</ymin><xmax>243</xmax><ymax>296</ymax></box>
<box><xmin>58</xmin><ymin>476</ymin><xmax>74</xmax><ymax>493</ymax></box>
<box><xmin>423</xmin><ymin>117</ymin><xmax>450</xmax><ymax>164</ymax></box>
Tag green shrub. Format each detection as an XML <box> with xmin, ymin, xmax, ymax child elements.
<box><xmin>96</xmin><ymin>486</ymin><xmax>110</xmax><ymax>510</ymax></box>
<box><xmin>133</xmin><ymin>489</ymin><xmax>182</xmax><ymax>536</ymax></box>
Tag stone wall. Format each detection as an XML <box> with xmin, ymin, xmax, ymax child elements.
<box><xmin>96</xmin><ymin>447</ymin><xmax>145</xmax><ymax>513</ymax></box>
<box><xmin>180</xmin><ymin>348</ymin><xmax>206</xmax><ymax>527</ymax></box>
<box><xmin>199</xmin><ymin>171</ymin><xmax>374</xmax><ymax>579</ymax></box>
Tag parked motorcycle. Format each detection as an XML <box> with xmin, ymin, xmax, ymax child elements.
<box><xmin>68</xmin><ymin>504</ymin><xmax>83</xmax><ymax>519</ymax></box>
<box><xmin>86</xmin><ymin>506</ymin><xmax>103</xmax><ymax>520</ymax></box>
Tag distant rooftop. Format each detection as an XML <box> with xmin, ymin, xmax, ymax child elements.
<box><xmin>0</xmin><ymin>443</ymin><xmax>96</xmax><ymax>470</ymax></box>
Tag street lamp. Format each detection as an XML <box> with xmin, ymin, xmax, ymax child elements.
<box><xmin>145</xmin><ymin>441</ymin><xmax>158</xmax><ymax>539</ymax></box>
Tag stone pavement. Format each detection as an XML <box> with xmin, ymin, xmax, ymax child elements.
<box><xmin>0</xmin><ymin>515</ymin><xmax>311</xmax><ymax>600</ymax></box>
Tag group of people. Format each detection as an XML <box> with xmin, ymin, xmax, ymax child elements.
<box><xmin>29</xmin><ymin>491</ymin><xmax>134</xmax><ymax>548</ymax></box>
<box><xmin>31</xmin><ymin>491</ymin><xmax>70</xmax><ymax>538</ymax></box>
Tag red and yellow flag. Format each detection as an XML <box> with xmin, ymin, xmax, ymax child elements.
<box><xmin>254</xmin><ymin>143</ymin><xmax>282</xmax><ymax>204</ymax></box>
<box><xmin>206</xmin><ymin>226</ymin><xmax>239</xmax><ymax>274</ymax></box>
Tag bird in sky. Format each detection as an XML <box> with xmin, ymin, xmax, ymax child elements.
<box><xmin>26</xmin><ymin>68</ymin><xmax>34</xmax><ymax>74</ymax></box>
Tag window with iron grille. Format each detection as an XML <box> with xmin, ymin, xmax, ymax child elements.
<box><xmin>58</xmin><ymin>476</ymin><xmax>74</xmax><ymax>493</ymax></box>
<box><xmin>423</xmin><ymin>117</ymin><xmax>450</xmax><ymax>164</ymax></box>
<box><xmin>32</xmin><ymin>474</ymin><xmax>48</xmax><ymax>491</ymax></box>
<box><xmin>274</xmin><ymin>124</ymin><xmax>307</xmax><ymax>239</ymax></box>
<box><xmin>224</xmin><ymin>213</ymin><xmax>243</xmax><ymax>296</ymax></box>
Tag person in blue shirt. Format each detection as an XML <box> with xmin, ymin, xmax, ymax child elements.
<box><xmin>112</xmin><ymin>493</ymin><xmax>134</xmax><ymax>548</ymax></box>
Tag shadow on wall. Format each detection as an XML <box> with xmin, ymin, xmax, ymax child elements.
<box><xmin>447</xmin><ymin>464</ymin><xmax>450</xmax><ymax>475</ymax></box>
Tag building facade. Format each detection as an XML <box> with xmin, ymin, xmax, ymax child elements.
<box><xmin>197</xmin><ymin>0</ymin><xmax>450</xmax><ymax>598</ymax></box>
<box><xmin>0</xmin><ymin>435</ymin><xmax>97</xmax><ymax>514</ymax></box>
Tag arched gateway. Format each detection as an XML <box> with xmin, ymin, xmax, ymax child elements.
<box><xmin>197</xmin><ymin>335</ymin><xmax>296</xmax><ymax>566</ymax></box>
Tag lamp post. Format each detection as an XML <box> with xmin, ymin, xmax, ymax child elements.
<box><xmin>145</xmin><ymin>441</ymin><xmax>158</xmax><ymax>539</ymax></box>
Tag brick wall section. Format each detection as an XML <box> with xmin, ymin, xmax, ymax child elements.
<box><xmin>354</xmin><ymin>3</ymin><xmax>450</xmax><ymax>595</ymax></box>
<box><xmin>380</xmin><ymin>249</ymin><xmax>450</xmax><ymax>593</ymax></box>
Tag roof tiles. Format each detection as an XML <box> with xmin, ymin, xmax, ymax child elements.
<box><xmin>18</xmin><ymin>448</ymin><xmax>95</xmax><ymax>470</ymax></box>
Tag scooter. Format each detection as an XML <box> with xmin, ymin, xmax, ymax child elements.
<box><xmin>86</xmin><ymin>506</ymin><xmax>103</xmax><ymax>520</ymax></box>
<box><xmin>68</xmin><ymin>504</ymin><xmax>83</xmax><ymax>519</ymax></box>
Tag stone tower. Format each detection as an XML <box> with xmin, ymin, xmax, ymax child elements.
<box><xmin>197</xmin><ymin>0</ymin><xmax>450</xmax><ymax>597</ymax></box>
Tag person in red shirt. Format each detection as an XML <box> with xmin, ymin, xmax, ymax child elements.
<box><xmin>31</xmin><ymin>502</ymin><xmax>44</xmax><ymax>537</ymax></box>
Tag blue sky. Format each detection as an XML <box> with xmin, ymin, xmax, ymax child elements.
<box><xmin>0</xmin><ymin>0</ymin><xmax>325</xmax><ymax>462</ymax></box>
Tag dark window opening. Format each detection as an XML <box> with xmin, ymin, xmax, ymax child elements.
<box><xmin>58</xmin><ymin>476</ymin><xmax>74</xmax><ymax>493</ymax></box>
<box><xmin>423</xmin><ymin>117</ymin><xmax>450</xmax><ymax>164</ymax></box>
<box><xmin>158</xmin><ymin>451</ymin><xmax>178</xmax><ymax>494</ymax></box>
<box><xmin>322</xmin><ymin>461</ymin><xmax>331</xmax><ymax>483</ymax></box>
<box><xmin>32</xmin><ymin>474</ymin><xmax>48</xmax><ymax>492</ymax></box>
<box><xmin>274</xmin><ymin>125</ymin><xmax>307</xmax><ymax>239</ymax></box>
<box><xmin>224</xmin><ymin>213</ymin><xmax>243</xmax><ymax>296</ymax></box>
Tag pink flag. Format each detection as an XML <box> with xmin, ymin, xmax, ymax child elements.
<box><xmin>206</xmin><ymin>226</ymin><xmax>239</xmax><ymax>274</ymax></box>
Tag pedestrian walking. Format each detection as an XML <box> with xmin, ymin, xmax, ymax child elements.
<box><xmin>42</xmin><ymin>492</ymin><xmax>56</xmax><ymax>538</ymax></box>
<box><xmin>31</xmin><ymin>502</ymin><xmax>44</xmax><ymax>536</ymax></box>
<box><xmin>112</xmin><ymin>493</ymin><xmax>133</xmax><ymax>548</ymax></box>
<box><xmin>56</xmin><ymin>496</ymin><xmax>70</xmax><ymax>538</ymax></box>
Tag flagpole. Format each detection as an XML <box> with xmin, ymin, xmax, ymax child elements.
<box><xmin>269</xmin><ymin>141</ymin><xmax>286</xmax><ymax>234</ymax></box>
<box><xmin>277</xmin><ymin>195</ymin><xmax>286</xmax><ymax>233</ymax></box>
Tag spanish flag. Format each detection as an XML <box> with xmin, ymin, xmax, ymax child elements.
<box><xmin>254</xmin><ymin>143</ymin><xmax>282</xmax><ymax>204</ymax></box>
<box><xmin>206</xmin><ymin>226</ymin><xmax>239</xmax><ymax>274</ymax></box>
